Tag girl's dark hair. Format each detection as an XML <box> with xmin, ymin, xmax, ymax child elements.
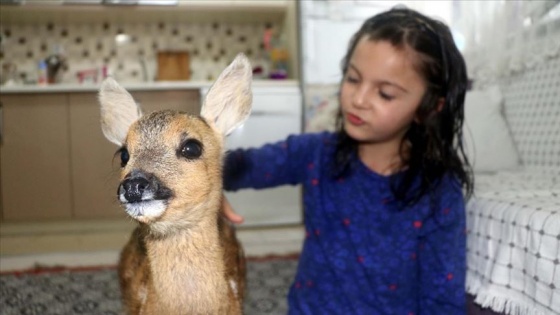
<box><xmin>334</xmin><ymin>7</ymin><xmax>473</xmax><ymax>206</ymax></box>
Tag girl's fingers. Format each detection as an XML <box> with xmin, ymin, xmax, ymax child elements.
<box><xmin>222</xmin><ymin>195</ymin><xmax>245</xmax><ymax>224</ymax></box>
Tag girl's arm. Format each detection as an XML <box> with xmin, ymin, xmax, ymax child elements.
<box><xmin>418</xmin><ymin>177</ymin><xmax>467</xmax><ymax>314</ymax></box>
<box><xmin>223</xmin><ymin>133</ymin><xmax>321</xmax><ymax>191</ymax></box>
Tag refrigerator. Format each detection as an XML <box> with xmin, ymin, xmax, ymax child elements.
<box><xmin>299</xmin><ymin>0</ymin><xmax>391</xmax><ymax>132</ymax></box>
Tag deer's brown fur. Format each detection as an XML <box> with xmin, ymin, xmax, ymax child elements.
<box><xmin>99</xmin><ymin>54</ymin><xmax>252</xmax><ymax>315</ymax></box>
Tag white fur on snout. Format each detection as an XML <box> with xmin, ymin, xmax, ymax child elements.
<box><xmin>124</xmin><ymin>200</ymin><xmax>166</xmax><ymax>219</ymax></box>
<box><xmin>119</xmin><ymin>189</ymin><xmax>165</xmax><ymax>218</ymax></box>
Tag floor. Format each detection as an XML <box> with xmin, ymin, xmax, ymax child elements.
<box><xmin>0</xmin><ymin>225</ymin><xmax>305</xmax><ymax>272</ymax></box>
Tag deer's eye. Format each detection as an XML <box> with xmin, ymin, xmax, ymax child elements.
<box><xmin>120</xmin><ymin>148</ymin><xmax>130</xmax><ymax>167</ymax></box>
<box><xmin>179</xmin><ymin>139</ymin><xmax>203</xmax><ymax>160</ymax></box>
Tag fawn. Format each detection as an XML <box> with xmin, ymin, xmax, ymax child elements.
<box><xmin>98</xmin><ymin>54</ymin><xmax>251</xmax><ymax>315</ymax></box>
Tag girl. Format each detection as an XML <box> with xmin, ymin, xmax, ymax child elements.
<box><xmin>223</xmin><ymin>7</ymin><xmax>473</xmax><ymax>314</ymax></box>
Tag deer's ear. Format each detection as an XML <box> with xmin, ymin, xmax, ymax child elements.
<box><xmin>98</xmin><ymin>77</ymin><xmax>142</xmax><ymax>146</ymax></box>
<box><xmin>201</xmin><ymin>53</ymin><xmax>252</xmax><ymax>136</ymax></box>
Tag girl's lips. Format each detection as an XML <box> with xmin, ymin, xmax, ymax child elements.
<box><xmin>346</xmin><ymin>113</ymin><xmax>365</xmax><ymax>126</ymax></box>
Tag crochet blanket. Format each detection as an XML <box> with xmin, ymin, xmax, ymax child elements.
<box><xmin>466</xmin><ymin>170</ymin><xmax>560</xmax><ymax>315</ymax></box>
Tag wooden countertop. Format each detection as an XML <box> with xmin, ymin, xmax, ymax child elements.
<box><xmin>0</xmin><ymin>80</ymin><xmax>300</xmax><ymax>94</ymax></box>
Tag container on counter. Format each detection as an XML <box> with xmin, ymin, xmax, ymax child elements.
<box><xmin>37</xmin><ymin>60</ymin><xmax>48</xmax><ymax>86</ymax></box>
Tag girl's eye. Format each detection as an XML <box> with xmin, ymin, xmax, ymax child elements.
<box><xmin>120</xmin><ymin>148</ymin><xmax>129</xmax><ymax>167</ymax></box>
<box><xmin>380</xmin><ymin>91</ymin><xmax>395</xmax><ymax>101</ymax></box>
<box><xmin>180</xmin><ymin>139</ymin><xmax>203</xmax><ymax>160</ymax></box>
<box><xmin>345</xmin><ymin>75</ymin><xmax>359</xmax><ymax>84</ymax></box>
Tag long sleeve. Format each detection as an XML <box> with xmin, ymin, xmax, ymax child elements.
<box><xmin>418</xmin><ymin>176</ymin><xmax>467</xmax><ymax>314</ymax></box>
<box><xmin>223</xmin><ymin>133</ymin><xmax>326</xmax><ymax>191</ymax></box>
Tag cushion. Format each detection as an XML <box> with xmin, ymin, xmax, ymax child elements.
<box><xmin>463</xmin><ymin>85</ymin><xmax>520</xmax><ymax>172</ymax></box>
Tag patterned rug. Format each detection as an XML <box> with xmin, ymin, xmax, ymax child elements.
<box><xmin>0</xmin><ymin>256</ymin><xmax>299</xmax><ymax>315</ymax></box>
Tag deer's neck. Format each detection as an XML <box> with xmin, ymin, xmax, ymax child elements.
<box><xmin>144</xmin><ymin>214</ymin><xmax>228</xmax><ymax>313</ymax></box>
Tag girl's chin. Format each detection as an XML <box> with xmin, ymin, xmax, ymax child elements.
<box><xmin>344</xmin><ymin>125</ymin><xmax>374</xmax><ymax>142</ymax></box>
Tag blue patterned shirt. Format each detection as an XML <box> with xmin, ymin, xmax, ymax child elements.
<box><xmin>224</xmin><ymin>132</ymin><xmax>466</xmax><ymax>315</ymax></box>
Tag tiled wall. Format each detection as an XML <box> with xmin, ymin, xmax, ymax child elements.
<box><xmin>0</xmin><ymin>20</ymin><xmax>278</xmax><ymax>83</ymax></box>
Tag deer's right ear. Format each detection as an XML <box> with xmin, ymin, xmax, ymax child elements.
<box><xmin>98</xmin><ymin>77</ymin><xmax>142</xmax><ymax>146</ymax></box>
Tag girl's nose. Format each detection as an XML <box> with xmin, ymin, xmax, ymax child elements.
<box><xmin>352</xmin><ymin>85</ymin><xmax>370</xmax><ymax>109</ymax></box>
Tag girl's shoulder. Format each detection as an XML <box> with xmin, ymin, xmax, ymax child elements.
<box><xmin>431</xmin><ymin>172</ymin><xmax>466</xmax><ymax>221</ymax></box>
<box><xmin>436</xmin><ymin>172</ymin><xmax>463</xmax><ymax>196</ymax></box>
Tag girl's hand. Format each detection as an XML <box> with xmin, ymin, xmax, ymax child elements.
<box><xmin>222</xmin><ymin>195</ymin><xmax>245</xmax><ymax>224</ymax></box>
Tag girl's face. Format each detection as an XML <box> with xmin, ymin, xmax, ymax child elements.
<box><xmin>340</xmin><ymin>38</ymin><xmax>427</xmax><ymax>145</ymax></box>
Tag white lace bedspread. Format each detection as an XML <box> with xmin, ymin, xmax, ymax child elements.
<box><xmin>466</xmin><ymin>170</ymin><xmax>560</xmax><ymax>315</ymax></box>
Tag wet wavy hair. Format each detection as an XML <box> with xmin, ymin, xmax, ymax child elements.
<box><xmin>333</xmin><ymin>7</ymin><xmax>473</xmax><ymax>206</ymax></box>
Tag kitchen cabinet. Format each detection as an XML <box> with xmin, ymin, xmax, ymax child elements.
<box><xmin>0</xmin><ymin>94</ymin><xmax>73</xmax><ymax>221</ymax></box>
<box><xmin>68</xmin><ymin>93</ymin><xmax>122</xmax><ymax>220</ymax></box>
<box><xmin>0</xmin><ymin>89</ymin><xmax>200</xmax><ymax>222</ymax></box>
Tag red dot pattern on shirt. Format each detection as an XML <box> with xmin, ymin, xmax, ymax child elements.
<box><xmin>306</xmin><ymin>169</ymin><xmax>457</xmax><ymax>306</ymax></box>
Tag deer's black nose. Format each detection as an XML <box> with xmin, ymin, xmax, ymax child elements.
<box><xmin>121</xmin><ymin>177</ymin><xmax>150</xmax><ymax>203</ymax></box>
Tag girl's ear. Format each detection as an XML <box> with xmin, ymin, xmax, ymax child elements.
<box><xmin>436</xmin><ymin>97</ymin><xmax>445</xmax><ymax>112</ymax></box>
<box><xmin>414</xmin><ymin>97</ymin><xmax>445</xmax><ymax>123</ymax></box>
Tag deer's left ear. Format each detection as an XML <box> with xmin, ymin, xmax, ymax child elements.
<box><xmin>201</xmin><ymin>53</ymin><xmax>252</xmax><ymax>136</ymax></box>
<box><xmin>98</xmin><ymin>77</ymin><xmax>142</xmax><ymax>146</ymax></box>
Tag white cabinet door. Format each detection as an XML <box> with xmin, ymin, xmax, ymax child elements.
<box><xmin>202</xmin><ymin>85</ymin><xmax>303</xmax><ymax>226</ymax></box>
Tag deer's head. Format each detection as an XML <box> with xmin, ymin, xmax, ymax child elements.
<box><xmin>99</xmin><ymin>54</ymin><xmax>252</xmax><ymax>235</ymax></box>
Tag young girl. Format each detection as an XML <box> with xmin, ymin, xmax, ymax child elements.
<box><xmin>223</xmin><ymin>7</ymin><xmax>473</xmax><ymax>314</ymax></box>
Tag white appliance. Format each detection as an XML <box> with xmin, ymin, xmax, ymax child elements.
<box><xmin>300</xmin><ymin>1</ymin><xmax>389</xmax><ymax>86</ymax></box>
<box><xmin>300</xmin><ymin>1</ymin><xmax>454</xmax><ymax>85</ymax></box>
<box><xmin>201</xmin><ymin>84</ymin><xmax>303</xmax><ymax>227</ymax></box>
<box><xmin>298</xmin><ymin>1</ymin><xmax>389</xmax><ymax>133</ymax></box>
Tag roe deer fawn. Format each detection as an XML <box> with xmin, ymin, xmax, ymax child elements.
<box><xmin>98</xmin><ymin>54</ymin><xmax>251</xmax><ymax>315</ymax></box>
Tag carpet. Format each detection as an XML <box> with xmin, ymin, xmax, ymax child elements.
<box><xmin>0</xmin><ymin>255</ymin><xmax>299</xmax><ymax>315</ymax></box>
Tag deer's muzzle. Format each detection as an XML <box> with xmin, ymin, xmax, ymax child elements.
<box><xmin>118</xmin><ymin>170</ymin><xmax>173</xmax><ymax>220</ymax></box>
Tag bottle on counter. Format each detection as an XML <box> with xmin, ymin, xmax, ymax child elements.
<box><xmin>267</xmin><ymin>29</ymin><xmax>289</xmax><ymax>80</ymax></box>
<box><xmin>37</xmin><ymin>60</ymin><xmax>48</xmax><ymax>86</ymax></box>
<box><xmin>252</xmin><ymin>28</ymin><xmax>273</xmax><ymax>80</ymax></box>
<box><xmin>45</xmin><ymin>44</ymin><xmax>67</xmax><ymax>84</ymax></box>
